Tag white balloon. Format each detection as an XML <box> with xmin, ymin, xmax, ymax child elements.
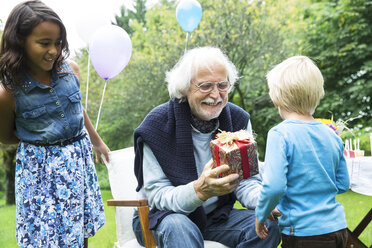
<box><xmin>75</xmin><ymin>9</ymin><xmax>111</xmax><ymax>44</ymax></box>
<box><xmin>89</xmin><ymin>25</ymin><xmax>132</xmax><ymax>80</ymax></box>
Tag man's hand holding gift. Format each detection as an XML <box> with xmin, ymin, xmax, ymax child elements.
<box><xmin>194</xmin><ymin>159</ymin><xmax>240</xmax><ymax>201</ymax></box>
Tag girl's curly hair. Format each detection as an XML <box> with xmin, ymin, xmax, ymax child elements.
<box><xmin>0</xmin><ymin>0</ymin><xmax>70</xmax><ymax>91</ymax></box>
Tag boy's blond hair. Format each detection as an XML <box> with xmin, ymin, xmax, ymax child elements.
<box><xmin>267</xmin><ymin>56</ymin><xmax>324</xmax><ymax>115</ymax></box>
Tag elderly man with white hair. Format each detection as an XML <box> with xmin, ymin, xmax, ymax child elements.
<box><xmin>133</xmin><ymin>46</ymin><xmax>280</xmax><ymax>248</ymax></box>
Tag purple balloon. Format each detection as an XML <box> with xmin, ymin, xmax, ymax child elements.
<box><xmin>89</xmin><ymin>25</ymin><xmax>132</xmax><ymax>79</ymax></box>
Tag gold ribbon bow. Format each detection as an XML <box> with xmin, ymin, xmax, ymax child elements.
<box><xmin>216</xmin><ymin>130</ymin><xmax>254</xmax><ymax>145</ymax></box>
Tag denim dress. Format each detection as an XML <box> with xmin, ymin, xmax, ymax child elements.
<box><xmin>13</xmin><ymin>62</ymin><xmax>105</xmax><ymax>247</ymax></box>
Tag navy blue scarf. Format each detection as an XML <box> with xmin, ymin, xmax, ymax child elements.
<box><xmin>134</xmin><ymin>100</ymin><xmax>250</xmax><ymax>232</ymax></box>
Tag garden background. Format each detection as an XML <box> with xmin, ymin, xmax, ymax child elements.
<box><xmin>1</xmin><ymin>0</ymin><xmax>371</xmax><ymax>246</ymax></box>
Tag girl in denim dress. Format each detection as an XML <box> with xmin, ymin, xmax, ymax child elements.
<box><xmin>0</xmin><ymin>1</ymin><xmax>108</xmax><ymax>247</ymax></box>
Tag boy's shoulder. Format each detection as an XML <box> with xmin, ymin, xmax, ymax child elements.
<box><xmin>269</xmin><ymin>120</ymin><xmax>290</xmax><ymax>132</ymax></box>
<box><xmin>269</xmin><ymin>120</ymin><xmax>323</xmax><ymax>136</ymax></box>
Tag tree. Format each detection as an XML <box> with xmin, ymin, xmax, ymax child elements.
<box><xmin>78</xmin><ymin>0</ymin><xmax>372</xmax><ymax>157</ymax></box>
<box><xmin>113</xmin><ymin>0</ymin><xmax>147</xmax><ymax>36</ymax></box>
<box><xmin>192</xmin><ymin>0</ymin><xmax>304</xmax><ymax>156</ymax></box>
<box><xmin>76</xmin><ymin>0</ymin><xmax>304</xmax><ymax>157</ymax></box>
<box><xmin>76</xmin><ymin>3</ymin><xmax>181</xmax><ymax>150</ymax></box>
<box><xmin>301</xmin><ymin>0</ymin><xmax>372</xmax><ymax>127</ymax></box>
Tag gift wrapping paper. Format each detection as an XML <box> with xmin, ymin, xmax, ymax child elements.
<box><xmin>210</xmin><ymin>130</ymin><xmax>259</xmax><ymax>181</ymax></box>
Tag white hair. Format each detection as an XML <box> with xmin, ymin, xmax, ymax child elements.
<box><xmin>166</xmin><ymin>46</ymin><xmax>238</xmax><ymax>101</ymax></box>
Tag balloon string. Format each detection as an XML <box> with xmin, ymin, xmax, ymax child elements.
<box><xmin>85</xmin><ymin>53</ymin><xmax>90</xmax><ymax>110</ymax></box>
<box><xmin>95</xmin><ymin>79</ymin><xmax>108</xmax><ymax>130</ymax></box>
<box><xmin>184</xmin><ymin>32</ymin><xmax>189</xmax><ymax>53</ymax></box>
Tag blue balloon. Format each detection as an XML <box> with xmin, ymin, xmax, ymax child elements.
<box><xmin>176</xmin><ymin>0</ymin><xmax>202</xmax><ymax>33</ymax></box>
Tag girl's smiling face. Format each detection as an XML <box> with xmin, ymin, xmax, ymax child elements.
<box><xmin>24</xmin><ymin>21</ymin><xmax>62</xmax><ymax>82</ymax></box>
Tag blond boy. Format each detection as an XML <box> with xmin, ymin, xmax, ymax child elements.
<box><xmin>255</xmin><ymin>56</ymin><xmax>349</xmax><ymax>248</ymax></box>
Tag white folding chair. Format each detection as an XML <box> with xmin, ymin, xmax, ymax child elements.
<box><xmin>105</xmin><ymin>147</ymin><xmax>229</xmax><ymax>248</ymax></box>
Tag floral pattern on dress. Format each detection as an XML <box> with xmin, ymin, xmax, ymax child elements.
<box><xmin>15</xmin><ymin>135</ymin><xmax>105</xmax><ymax>248</ymax></box>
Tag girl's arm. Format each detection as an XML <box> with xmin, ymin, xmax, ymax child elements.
<box><xmin>68</xmin><ymin>60</ymin><xmax>110</xmax><ymax>163</ymax></box>
<box><xmin>68</xmin><ymin>59</ymin><xmax>81</xmax><ymax>81</ymax></box>
<box><xmin>0</xmin><ymin>86</ymin><xmax>19</xmax><ymax>144</ymax></box>
<box><xmin>83</xmin><ymin>109</ymin><xmax>110</xmax><ymax>163</ymax></box>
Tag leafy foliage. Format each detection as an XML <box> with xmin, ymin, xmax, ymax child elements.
<box><xmin>76</xmin><ymin>3</ymin><xmax>183</xmax><ymax>150</ymax></box>
<box><xmin>301</xmin><ymin>0</ymin><xmax>372</xmax><ymax>128</ymax></box>
<box><xmin>68</xmin><ymin>0</ymin><xmax>372</xmax><ymax>157</ymax></box>
<box><xmin>192</xmin><ymin>0</ymin><xmax>304</xmax><ymax>156</ymax></box>
<box><xmin>113</xmin><ymin>0</ymin><xmax>147</xmax><ymax>36</ymax></box>
<box><xmin>1</xmin><ymin>0</ymin><xmax>372</xmax><ymax>203</ymax></box>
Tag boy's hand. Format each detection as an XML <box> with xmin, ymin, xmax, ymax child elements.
<box><xmin>255</xmin><ymin>217</ymin><xmax>268</xmax><ymax>239</ymax></box>
<box><xmin>268</xmin><ymin>207</ymin><xmax>282</xmax><ymax>221</ymax></box>
<box><xmin>272</xmin><ymin>208</ymin><xmax>282</xmax><ymax>217</ymax></box>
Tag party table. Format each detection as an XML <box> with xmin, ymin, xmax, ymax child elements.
<box><xmin>346</xmin><ymin>156</ymin><xmax>372</xmax><ymax>196</ymax></box>
<box><xmin>345</xmin><ymin>156</ymin><xmax>372</xmax><ymax>248</ymax></box>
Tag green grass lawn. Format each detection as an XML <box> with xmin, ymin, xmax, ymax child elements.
<box><xmin>336</xmin><ymin>191</ymin><xmax>372</xmax><ymax>245</ymax></box>
<box><xmin>0</xmin><ymin>190</ymin><xmax>371</xmax><ymax>247</ymax></box>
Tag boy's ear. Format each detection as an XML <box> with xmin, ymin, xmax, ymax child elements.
<box><xmin>273</xmin><ymin>101</ymin><xmax>279</xmax><ymax>107</ymax></box>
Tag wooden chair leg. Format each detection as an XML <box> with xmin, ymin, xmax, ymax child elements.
<box><xmin>107</xmin><ymin>199</ymin><xmax>157</xmax><ymax>248</ymax></box>
<box><xmin>138</xmin><ymin>200</ymin><xmax>157</xmax><ymax>248</ymax></box>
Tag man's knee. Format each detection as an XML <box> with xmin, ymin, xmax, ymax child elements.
<box><xmin>154</xmin><ymin>213</ymin><xmax>204</xmax><ymax>247</ymax></box>
<box><xmin>156</xmin><ymin>213</ymin><xmax>202</xmax><ymax>236</ymax></box>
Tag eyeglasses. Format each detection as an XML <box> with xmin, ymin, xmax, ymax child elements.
<box><xmin>192</xmin><ymin>81</ymin><xmax>231</xmax><ymax>93</ymax></box>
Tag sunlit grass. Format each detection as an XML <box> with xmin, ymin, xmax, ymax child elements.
<box><xmin>336</xmin><ymin>191</ymin><xmax>372</xmax><ymax>245</ymax></box>
<box><xmin>1</xmin><ymin>190</ymin><xmax>371</xmax><ymax>247</ymax></box>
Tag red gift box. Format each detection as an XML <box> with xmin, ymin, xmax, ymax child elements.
<box><xmin>210</xmin><ymin>130</ymin><xmax>259</xmax><ymax>181</ymax></box>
